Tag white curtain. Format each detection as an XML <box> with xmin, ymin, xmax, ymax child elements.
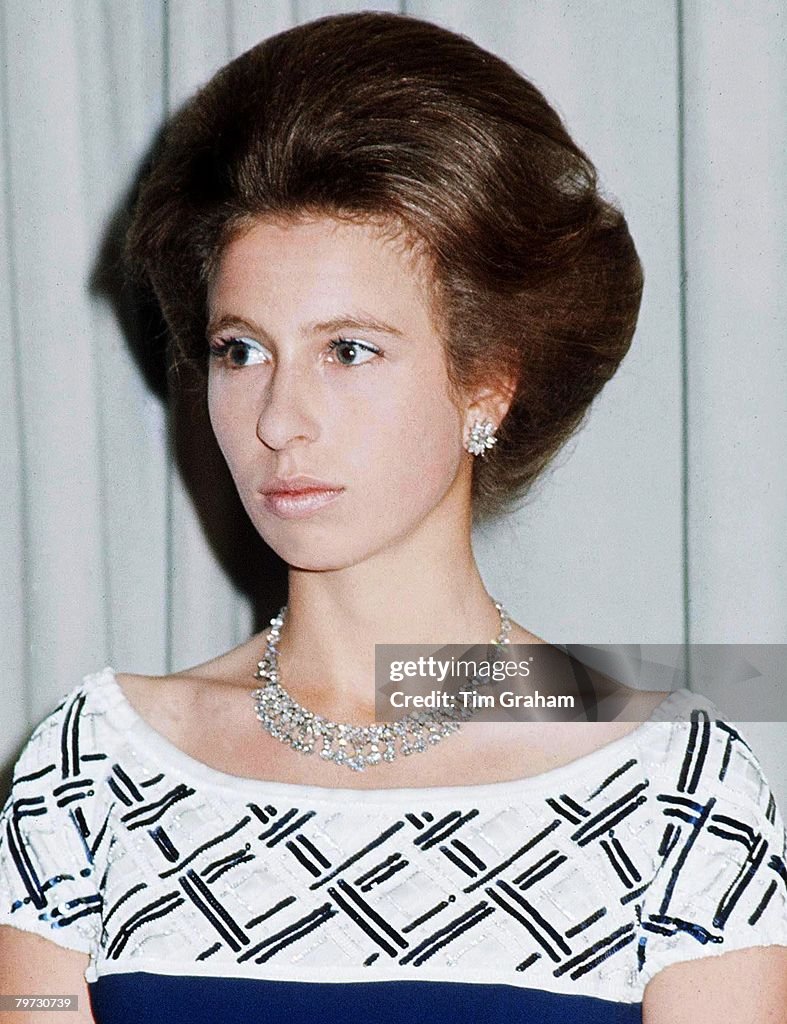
<box><xmin>2</xmin><ymin>1</ymin><xmax>785</xmax><ymax>801</ymax></box>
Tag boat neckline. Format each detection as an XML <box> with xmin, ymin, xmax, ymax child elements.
<box><xmin>90</xmin><ymin>665</ymin><xmax>707</xmax><ymax>805</ymax></box>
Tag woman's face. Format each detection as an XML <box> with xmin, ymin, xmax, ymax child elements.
<box><xmin>207</xmin><ymin>215</ymin><xmax>474</xmax><ymax>571</ymax></box>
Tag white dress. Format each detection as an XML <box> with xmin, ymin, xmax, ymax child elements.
<box><xmin>1</xmin><ymin>667</ymin><xmax>786</xmax><ymax>1023</ymax></box>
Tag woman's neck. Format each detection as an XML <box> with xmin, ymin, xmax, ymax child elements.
<box><xmin>273</xmin><ymin>526</ymin><xmax>502</xmax><ymax>720</ymax></box>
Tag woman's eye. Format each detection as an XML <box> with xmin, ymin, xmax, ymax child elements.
<box><xmin>326</xmin><ymin>338</ymin><xmax>381</xmax><ymax>366</ymax></box>
<box><xmin>209</xmin><ymin>337</ymin><xmax>269</xmax><ymax>368</ymax></box>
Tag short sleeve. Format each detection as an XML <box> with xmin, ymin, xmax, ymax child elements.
<box><xmin>636</xmin><ymin>709</ymin><xmax>787</xmax><ymax>988</ymax></box>
<box><xmin>0</xmin><ymin>683</ymin><xmax>103</xmax><ymax>954</ymax></box>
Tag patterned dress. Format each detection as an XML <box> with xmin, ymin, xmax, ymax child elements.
<box><xmin>1</xmin><ymin>667</ymin><xmax>786</xmax><ymax>1022</ymax></box>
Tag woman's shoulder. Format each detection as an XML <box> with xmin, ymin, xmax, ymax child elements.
<box><xmin>633</xmin><ymin>693</ymin><xmax>787</xmax><ymax>988</ymax></box>
<box><xmin>0</xmin><ymin>668</ymin><xmax>131</xmax><ymax>955</ymax></box>
<box><xmin>637</xmin><ymin>689</ymin><xmax>779</xmax><ymax>798</ymax></box>
<box><xmin>0</xmin><ymin>658</ymin><xmax>248</xmax><ymax>957</ymax></box>
<box><xmin>0</xmin><ymin>660</ymin><xmax>204</xmax><ymax>820</ymax></box>
<box><xmin>5</xmin><ymin>668</ymin><xmax>133</xmax><ymax>789</ymax></box>
<box><xmin>631</xmin><ymin>688</ymin><xmax>781</xmax><ymax>826</ymax></box>
<box><xmin>112</xmin><ymin>634</ymin><xmax>266</xmax><ymax>754</ymax></box>
<box><xmin>636</xmin><ymin>690</ymin><xmax>786</xmax><ymax>924</ymax></box>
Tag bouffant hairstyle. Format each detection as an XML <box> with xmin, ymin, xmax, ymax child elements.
<box><xmin>126</xmin><ymin>11</ymin><xmax>643</xmax><ymax>522</ymax></box>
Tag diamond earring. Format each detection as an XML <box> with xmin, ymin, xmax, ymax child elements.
<box><xmin>465</xmin><ymin>418</ymin><xmax>498</xmax><ymax>457</ymax></box>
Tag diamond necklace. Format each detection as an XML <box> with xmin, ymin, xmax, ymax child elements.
<box><xmin>252</xmin><ymin>600</ymin><xmax>512</xmax><ymax>773</ymax></box>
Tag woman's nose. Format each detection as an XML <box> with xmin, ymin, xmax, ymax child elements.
<box><xmin>255</xmin><ymin>360</ymin><xmax>320</xmax><ymax>451</ymax></box>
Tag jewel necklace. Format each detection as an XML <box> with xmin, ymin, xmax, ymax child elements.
<box><xmin>252</xmin><ymin>601</ymin><xmax>512</xmax><ymax>773</ymax></box>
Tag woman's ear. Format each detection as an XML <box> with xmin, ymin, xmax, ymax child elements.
<box><xmin>462</xmin><ymin>374</ymin><xmax>518</xmax><ymax>439</ymax></box>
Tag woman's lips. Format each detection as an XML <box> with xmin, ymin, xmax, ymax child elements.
<box><xmin>261</xmin><ymin>487</ymin><xmax>345</xmax><ymax>520</ymax></box>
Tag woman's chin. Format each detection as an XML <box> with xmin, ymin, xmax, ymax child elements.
<box><xmin>257</xmin><ymin>529</ymin><xmax>374</xmax><ymax>573</ymax></box>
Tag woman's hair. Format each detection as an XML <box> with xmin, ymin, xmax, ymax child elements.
<box><xmin>126</xmin><ymin>11</ymin><xmax>643</xmax><ymax>522</ymax></box>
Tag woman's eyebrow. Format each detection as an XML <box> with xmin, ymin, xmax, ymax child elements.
<box><xmin>305</xmin><ymin>314</ymin><xmax>405</xmax><ymax>338</ymax></box>
<box><xmin>206</xmin><ymin>313</ymin><xmax>270</xmax><ymax>339</ymax></box>
<box><xmin>207</xmin><ymin>312</ymin><xmax>405</xmax><ymax>339</ymax></box>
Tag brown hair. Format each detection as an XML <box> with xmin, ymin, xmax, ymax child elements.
<box><xmin>126</xmin><ymin>11</ymin><xmax>643</xmax><ymax>522</ymax></box>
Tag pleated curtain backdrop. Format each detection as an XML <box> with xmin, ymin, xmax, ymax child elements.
<box><xmin>1</xmin><ymin>1</ymin><xmax>785</xmax><ymax>802</ymax></box>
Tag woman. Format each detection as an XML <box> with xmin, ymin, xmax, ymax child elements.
<box><xmin>1</xmin><ymin>12</ymin><xmax>785</xmax><ymax>1024</ymax></box>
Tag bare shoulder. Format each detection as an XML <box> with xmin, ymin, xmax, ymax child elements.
<box><xmin>581</xmin><ymin>681</ymin><xmax>672</xmax><ymax>733</ymax></box>
<box><xmin>623</xmin><ymin>685</ymin><xmax>673</xmax><ymax>721</ymax></box>
<box><xmin>112</xmin><ymin>634</ymin><xmax>265</xmax><ymax>746</ymax></box>
<box><xmin>506</xmin><ymin>619</ymin><xmax>671</xmax><ymax>725</ymax></box>
<box><xmin>478</xmin><ymin>621</ymin><xmax>673</xmax><ymax>770</ymax></box>
<box><xmin>0</xmin><ymin>927</ymin><xmax>94</xmax><ymax>1023</ymax></box>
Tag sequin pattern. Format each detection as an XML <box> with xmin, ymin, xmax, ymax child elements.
<box><xmin>1</xmin><ymin>668</ymin><xmax>786</xmax><ymax>1012</ymax></box>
